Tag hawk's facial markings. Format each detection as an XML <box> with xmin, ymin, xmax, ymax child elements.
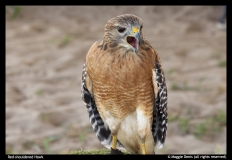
<box><xmin>105</xmin><ymin>15</ymin><xmax>143</xmax><ymax>54</ymax></box>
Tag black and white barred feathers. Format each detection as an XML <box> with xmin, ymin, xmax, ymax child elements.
<box><xmin>152</xmin><ymin>59</ymin><xmax>168</xmax><ymax>148</ymax></box>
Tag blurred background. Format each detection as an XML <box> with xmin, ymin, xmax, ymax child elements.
<box><xmin>6</xmin><ymin>6</ymin><xmax>226</xmax><ymax>154</ymax></box>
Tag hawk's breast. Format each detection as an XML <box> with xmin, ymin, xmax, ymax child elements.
<box><xmin>86</xmin><ymin>48</ymin><xmax>155</xmax><ymax>120</ymax></box>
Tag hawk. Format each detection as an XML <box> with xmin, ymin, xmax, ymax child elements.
<box><xmin>81</xmin><ymin>14</ymin><xmax>168</xmax><ymax>154</ymax></box>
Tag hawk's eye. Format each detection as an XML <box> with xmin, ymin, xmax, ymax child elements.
<box><xmin>117</xmin><ymin>26</ymin><xmax>126</xmax><ymax>33</ymax></box>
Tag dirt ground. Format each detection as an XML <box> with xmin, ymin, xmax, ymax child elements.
<box><xmin>6</xmin><ymin>6</ymin><xmax>226</xmax><ymax>154</ymax></box>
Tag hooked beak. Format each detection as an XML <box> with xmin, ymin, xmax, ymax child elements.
<box><xmin>126</xmin><ymin>27</ymin><xmax>140</xmax><ymax>53</ymax></box>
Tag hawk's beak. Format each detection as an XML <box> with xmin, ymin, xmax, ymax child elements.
<box><xmin>126</xmin><ymin>27</ymin><xmax>140</xmax><ymax>54</ymax></box>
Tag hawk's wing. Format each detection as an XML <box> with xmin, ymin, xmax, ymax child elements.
<box><xmin>151</xmin><ymin>54</ymin><xmax>168</xmax><ymax>149</ymax></box>
<box><xmin>81</xmin><ymin>63</ymin><xmax>125</xmax><ymax>150</ymax></box>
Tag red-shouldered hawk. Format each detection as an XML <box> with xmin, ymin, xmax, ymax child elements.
<box><xmin>81</xmin><ymin>14</ymin><xmax>168</xmax><ymax>154</ymax></box>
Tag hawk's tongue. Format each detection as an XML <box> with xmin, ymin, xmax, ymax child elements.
<box><xmin>127</xmin><ymin>36</ymin><xmax>137</xmax><ymax>49</ymax></box>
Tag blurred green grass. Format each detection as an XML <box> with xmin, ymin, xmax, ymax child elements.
<box><xmin>6</xmin><ymin>6</ymin><xmax>23</xmax><ymax>20</ymax></box>
<box><xmin>168</xmin><ymin>109</ymin><xmax>226</xmax><ymax>139</ymax></box>
<box><xmin>68</xmin><ymin>148</ymin><xmax>130</xmax><ymax>155</ymax></box>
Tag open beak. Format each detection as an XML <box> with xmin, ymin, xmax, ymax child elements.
<box><xmin>126</xmin><ymin>27</ymin><xmax>140</xmax><ymax>53</ymax></box>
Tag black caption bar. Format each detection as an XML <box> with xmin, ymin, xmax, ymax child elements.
<box><xmin>5</xmin><ymin>154</ymin><xmax>227</xmax><ymax>159</ymax></box>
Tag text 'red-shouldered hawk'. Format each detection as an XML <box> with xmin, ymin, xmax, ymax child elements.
<box><xmin>81</xmin><ymin>14</ymin><xmax>168</xmax><ymax>154</ymax></box>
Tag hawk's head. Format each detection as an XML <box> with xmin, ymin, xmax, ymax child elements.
<box><xmin>104</xmin><ymin>14</ymin><xmax>143</xmax><ymax>54</ymax></box>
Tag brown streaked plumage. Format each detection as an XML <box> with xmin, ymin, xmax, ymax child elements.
<box><xmin>81</xmin><ymin>14</ymin><xmax>168</xmax><ymax>154</ymax></box>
